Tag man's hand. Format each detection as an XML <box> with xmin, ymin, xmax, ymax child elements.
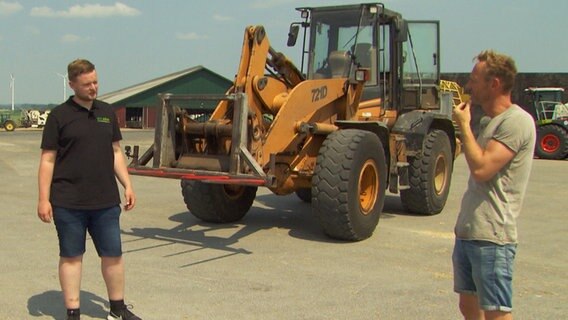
<box><xmin>453</xmin><ymin>101</ymin><xmax>472</xmax><ymax>129</ymax></box>
<box><xmin>124</xmin><ymin>187</ymin><xmax>136</xmax><ymax>211</ymax></box>
<box><xmin>37</xmin><ymin>200</ymin><xmax>53</xmax><ymax>223</ymax></box>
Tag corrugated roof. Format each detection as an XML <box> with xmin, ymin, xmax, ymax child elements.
<box><xmin>98</xmin><ymin>65</ymin><xmax>205</xmax><ymax>105</ymax></box>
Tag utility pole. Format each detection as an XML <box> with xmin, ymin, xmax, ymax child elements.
<box><xmin>57</xmin><ymin>73</ymin><xmax>68</xmax><ymax>101</ymax></box>
<box><xmin>10</xmin><ymin>73</ymin><xmax>15</xmax><ymax>111</ymax></box>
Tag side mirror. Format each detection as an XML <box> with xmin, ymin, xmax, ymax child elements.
<box><xmin>287</xmin><ymin>24</ymin><xmax>300</xmax><ymax>47</ymax></box>
<box><xmin>395</xmin><ymin>19</ymin><xmax>408</xmax><ymax>42</ymax></box>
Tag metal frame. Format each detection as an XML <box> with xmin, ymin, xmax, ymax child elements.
<box><xmin>127</xmin><ymin>92</ymin><xmax>271</xmax><ymax>186</ymax></box>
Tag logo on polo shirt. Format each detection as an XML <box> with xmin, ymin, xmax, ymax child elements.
<box><xmin>96</xmin><ymin>116</ymin><xmax>111</xmax><ymax>123</ymax></box>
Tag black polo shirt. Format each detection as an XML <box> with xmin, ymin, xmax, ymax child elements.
<box><xmin>41</xmin><ymin>97</ymin><xmax>122</xmax><ymax>210</ymax></box>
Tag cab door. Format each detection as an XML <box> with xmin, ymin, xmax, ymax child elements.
<box><xmin>400</xmin><ymin>20</ymin><xmax>440</xmax><ymax>111</ymax></box>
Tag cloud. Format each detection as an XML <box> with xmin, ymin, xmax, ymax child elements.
<box><xmin>0</xmin><ymin>1</ymin><xmax>23</xmax><ymax>15</ymax></box>
<box><xmin>176</xmin><ymin>32</ymin><xmax>208</xmax><ymax>41</ymax></box>
<box><xmin>61</xmin><ymin>34</ymin><xmax>86</xmax><ymax>43</ymax></box>
<box><xmin>213</xmin><ymin>14</ymin><xmax>233</xmax><ymax>21</ymax></box>
<box><xmin>31</xmin><ymin>2</ymin><xmax>140</xmax><ymax>18</ymax></box>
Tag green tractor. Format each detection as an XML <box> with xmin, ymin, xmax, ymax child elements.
<box><xmin>0</xmin><ymin>110</ymin><xmax>17</xmax><ymax>132</ymax></box>
<box><xmin>524</xmin><ymin>87</ymin><xmax>568</xmax><ymax>159</ymax></box>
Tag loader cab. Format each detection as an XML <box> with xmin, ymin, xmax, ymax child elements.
<box><xmin>290</xmin><ymin>3</ymin><xmax>440</xmax><ymax>112</ymax></box>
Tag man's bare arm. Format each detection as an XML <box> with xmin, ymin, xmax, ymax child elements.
<box><xmin>37</xmin><ymin>150</ymin><xmax>56</xmax><ymax>222</ymax></box>
<box><xmin>454</xmin><ymin>102</ymin><xmax>515</xmax><ymax>182</ymax></box>
<box><xmin>113</xmin><ymin>141</ymin><xmax>136</xmax><ymax>211</ymax></box>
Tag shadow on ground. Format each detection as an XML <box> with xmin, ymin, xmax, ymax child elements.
<box><xmin>122</xmin><ymin>193</ymin><xmax>418</xmax><ymax>267</ymax></box>
<box><xmin>28</xmin><ymin>290</ymin><xmax>108</xmax><ymax>319</ymax></box>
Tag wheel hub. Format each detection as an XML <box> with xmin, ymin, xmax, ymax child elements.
<box><xmin>541</xmin><ymin>134</ymin><xmax>560</xmax><ymax>153</ymax></box>
<box><xmin>359</xmin><ymin>160</ymin><xmax>379</xmax><ymax>215</ymax></box>
<box><xmin>434</xmin><ymin>154</ymin><xmax>448</xmax><ymax>195</ymax></box>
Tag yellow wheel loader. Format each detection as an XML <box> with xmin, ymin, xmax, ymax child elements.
<box><xmin>126</xmin><ymin>3</ymin><xmax>457</xmax><ymax>241</ymax></box>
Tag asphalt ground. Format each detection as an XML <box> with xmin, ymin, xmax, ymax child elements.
<box><xmin>1</xmin><ymin>129</ymin><xmax>566</xmax><ymax>320</ymax></box>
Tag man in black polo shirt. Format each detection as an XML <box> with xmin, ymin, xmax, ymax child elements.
<box><xmin>37</xmin><ymin>59</ymin><xmax>142</xmax><ymax>320</ymax></box>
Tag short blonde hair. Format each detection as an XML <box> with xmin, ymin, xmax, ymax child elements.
<box><xmin>475</xmin><ymin>50</ymin><xmax>517</xmax><ymax>93</ymax></box>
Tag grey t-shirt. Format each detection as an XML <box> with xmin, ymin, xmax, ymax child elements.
<box><xmin>455</xmin><ymin>104</ymin><xmax>536</xmax><ymax>244</ymax></box>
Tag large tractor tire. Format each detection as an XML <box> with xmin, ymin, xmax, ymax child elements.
<box><xmin>181</xmin><ymin>180</ymin><xmax>257</xmax><ymax>223</ymax></box>
<box><xmin>312</xmin><ymin>129</ymin><xmax>387</xmax><ymax>241</ymax></box>
<box><xmin>535</xmin><ymin>125</ymin><xmax>568</xmax><ymax>160</ymax></box>
<box><xmin>3</xmin><ymin>120</ymin><xmax>16</xmax><ymax>132</ymax></box>
<box><xmin>400</xmin><ymin>129</ymin><xmax>453</xmax><ymax>215</ymax></box>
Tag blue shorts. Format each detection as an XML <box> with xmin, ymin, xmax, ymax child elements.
<box><xmin>53</xmin><ymin>206</ymin><xmax>122</xmax><ymax>258</ymax></box>
<box><xmin>452</xmin><ymin>239</ymin><xmax>517</xmax><ymax>312</ymax></box>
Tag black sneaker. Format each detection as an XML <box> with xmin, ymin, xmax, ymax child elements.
<box><xmin>107</xmin><ymin>305</ymin><xmax>141</xmax><ymax>320</ymax></box>
<box><xmin>66</xmin><ymin>309</ymin><xmax>80</xmax><ymax>320</ymax></box>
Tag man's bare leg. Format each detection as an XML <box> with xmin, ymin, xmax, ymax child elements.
<box><xmin>459</xmin><ymin>293</ymin><xmax>485</xmax><ymax>320</ymax></box>
<box><xmin>101</xmin><ymin>256</ymin><xmax>125</xmax><ymax>301</ymax></box>
<box><xmin>485</xmin><ymin>310</ymin><xmax>512</xmax><ymax>320</ymax></box>
<box><xmin>59</xmin><ymin>256</ymin><xmax>83</xmax><ymax>309</ymax></box>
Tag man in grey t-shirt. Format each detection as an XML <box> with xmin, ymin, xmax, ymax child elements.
<box><xmin>452</xmin><ymin>50</ymin><xmax>535</xmax><ymax>320</ymax></box>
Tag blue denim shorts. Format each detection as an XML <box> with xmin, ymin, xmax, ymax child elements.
<box><xmin>452</xmin><ymin>239</ymin><xmax>517</xmax><ymax>312</ymax></box>
<box><xmin>53</xmin><ymin>206</ymin><xmax>122</xmax><ymax>258</ymax></box>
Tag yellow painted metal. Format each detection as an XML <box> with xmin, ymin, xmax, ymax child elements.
<box><xmin>260</xmin><ymin>78</ymin><xmax>349</xmax><ymax>166</ymax></box>
<box><xmin>433</xmin><ymin>152</ymin><xmax>449</xmax><ymax>195</ymax></box>
<box><xmin>359</xmin><ymin>159</ymin><xmax>379</xmax><ymax>215</ymax></box>
<box><xmin>439</xmin><ymin>80</ymin><xmax>470</xmax><ymax>107</ymax></box>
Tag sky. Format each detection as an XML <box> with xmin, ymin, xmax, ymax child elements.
<box><xmin>1</xmin><ymin>0</ymin><xmax>568</xmax><ymax>105</ymax></box>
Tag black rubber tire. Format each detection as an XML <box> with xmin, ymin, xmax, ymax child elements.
<box><xmin>535</xmin><ymin>125</ymin><xmax>568</xmax><ymax>160</ymax></box>
<box><xmin>400</xmin><ymin>129</ymin><xmax>453</xmax><ymax>215</ymax></box>
<box><xmin>180</xmin><ymin>180</ymin><xmax>257</xmax><ymax>223</ymax></box>
<box><xmin>295</xmin><ymin>188</ymin><xmax>312</xmax><ymax>203</ymax></box>
<box><xmin>312</xmin><ymin>129</ymin><xmax>387</xmax><ymax>241</ymax></box>
<box><xmin>3</xmin><ymin>120</ymin><xmax>16</xmax><ymax>132</ymax></box>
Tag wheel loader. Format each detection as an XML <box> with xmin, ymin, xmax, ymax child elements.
<box><xmin>126</xmin><ymin>3</ymin><xmax>458</xmax><ymax>241</ymax></box>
